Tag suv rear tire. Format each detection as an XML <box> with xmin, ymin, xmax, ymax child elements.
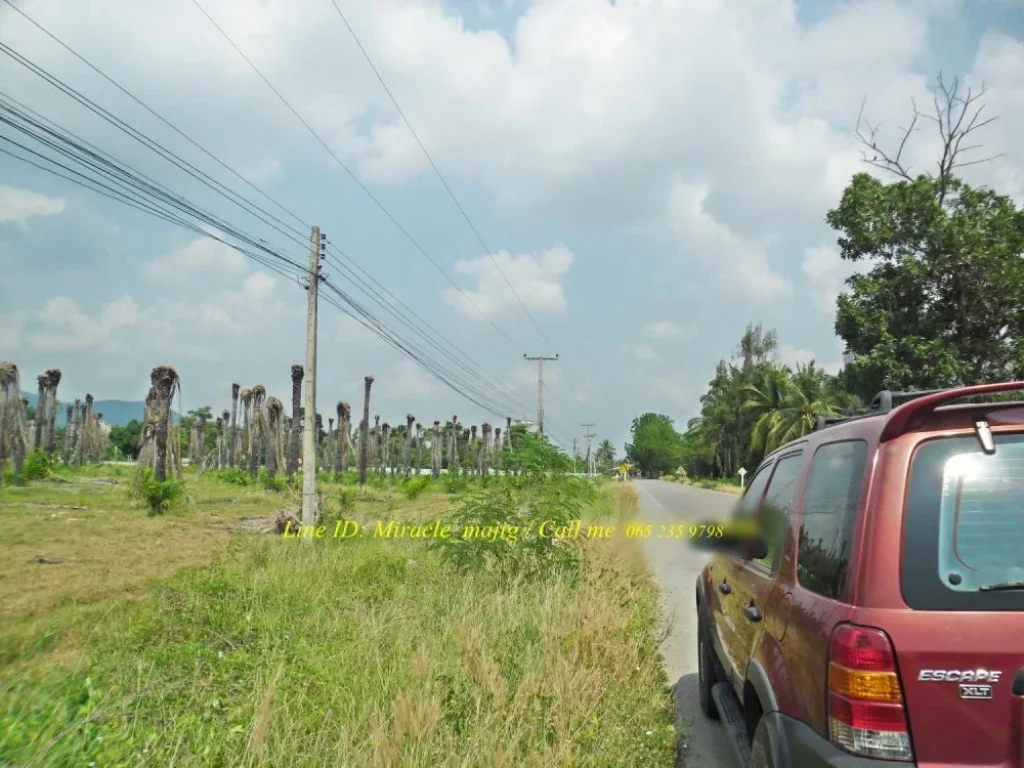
<box><xmin>697</xmin><ymin>620</ymin><xmax>719</xmax><ymax>720</ymax></box>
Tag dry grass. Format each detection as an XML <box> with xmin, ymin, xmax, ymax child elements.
<box><xmin>0</xmin><ymin>467</ymin><xmax>677</xmax><ymax>767</ymax></box>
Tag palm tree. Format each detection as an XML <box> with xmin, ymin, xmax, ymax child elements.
<box><xmin>743</xmin><ymin>362</ymin><xmax>842</xmax><ymax>453</ymax></box>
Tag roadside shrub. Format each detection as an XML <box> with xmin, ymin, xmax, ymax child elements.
<box><xmin>443</xmin><ymin>474</ymin><xmax>468</xmax><ymax>495</ymax></box>
<box><xmin>215</xmin><ymin>467</ymin><xmax>250</xmax><ymax>486</ymax></box>
<box><xmin>430</xmin><ymin>476</ymin><xmax>594</xmax><ymax>581</ymax></box>
<box><xmin>335</xmin><ymin>487</ymin><xmax>357</xmax><ymax>513</ymax></box>
<box><xmin>130</xmin><ymin>467</ymin><xmax>186</xmax><ymax>515</ymax></box>
<box><xmin>258</xmin><ymin>468</ymin><xmax>286</xmax><ymax>492</ymax></box>
<box><xmin>22</xmin><ymin>449</ymin><xmax>51</xmax><ymax>481</ymax></box>
<box><xmin>401</xmin><ymin>476</ymin><xmax>430</xmax><ymax>500</ymax></box>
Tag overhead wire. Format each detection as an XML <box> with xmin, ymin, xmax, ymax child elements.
<box><xmin>0</xmin><ymin>6</ymin><xmax>558</xmax><ymax>427</ymax></box>
<box><xmin>0</xmin><ymin>97</ymin><xmax>549</xmax><ymax>425</ymax></box>
<box><xmin>186</xmin><ymin>0</ymin><xmax>529</xmax><ymax>356</ymax></box>
<box><xmin>0</xmin><ymin>4</ymin><xmax>575</xmax><ymax>444</ymax></box>
<box><xmin>324</xmin><ymin>0</ymin><xmax>590</xmax><ymax>417</ymax></box>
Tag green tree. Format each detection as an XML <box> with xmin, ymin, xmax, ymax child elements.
<box><xmin>625</xmin><ymin>413</ymin><xmax>684</xmax><ymax>477</ymax></box>
<box><xmin>833</xmin><ymin>76</ymin><xmax>1024</xmax><ymax>400</ymax></box>
<box><xmin>108</xmin><ymin>419</ymin><xmax>143</xmax><ymax>459</ymax></box>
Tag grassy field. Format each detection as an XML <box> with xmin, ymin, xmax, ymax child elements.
<box><xmin>0</xmin><ymin>465</ymin><xmax>678</xmax><ymax>767</ymax></box>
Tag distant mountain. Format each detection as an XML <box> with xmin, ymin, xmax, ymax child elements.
<box><xmin>20</xmin><ymin>392</ymin><xmax>182</xmax><ymax>427</ymax></box>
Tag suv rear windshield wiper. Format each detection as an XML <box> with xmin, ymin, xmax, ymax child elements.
<box><xmin>978</xmin><ymin>581</ymin><xmax>1024</xmax><ymax>592</ymax></box>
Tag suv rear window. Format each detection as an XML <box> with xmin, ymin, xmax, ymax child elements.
<box><xmin>902</xmin><ymin>432</ymin><xmax>1024</xmax><ymax>611</ymax></box>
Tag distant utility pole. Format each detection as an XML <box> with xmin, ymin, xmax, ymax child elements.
<box><xmin>523</xmin><ymin>353</ymin><xmax>558</xmax><ymax>437</ymax></box>
<box><xmin>581</xmin><ymin>423</ymin><xmax>596</xmax><ymax>476</ymax></box>
<box><xmin>301</xmin><ymin>226</ymin><xmax>325</xmax><ymax>530</ymax></box>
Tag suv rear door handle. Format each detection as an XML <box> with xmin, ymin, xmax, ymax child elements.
<box><xmin>718</xmin><ymin>581</ymin><xmax>731</xmax><ymax>595</ymax></box>
<box><xmin>743</xmin><ymin>603</ymin><xmax>762</xmax><ymax>622</ymax></box>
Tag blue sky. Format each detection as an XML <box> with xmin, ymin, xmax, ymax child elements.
<box><xmin>1</xmin><ymin>0</ymin><xmax>1022</xmax><ymax>457</ymax></box>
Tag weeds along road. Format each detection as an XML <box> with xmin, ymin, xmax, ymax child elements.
<box><xmin>635</xmin><ymin>479</ymin><xmax>738</xmax><ymax>768</ymax></box>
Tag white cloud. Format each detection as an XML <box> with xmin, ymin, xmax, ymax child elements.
<box><xmin>633</xmin><ymin>345</ymin><xmax>658</xmax><ymax>361</ymax></box>
<box><xmin>20</xmin><ymin>295</ymin><xmax>142</xmax><ymax>353</ymax></box>
<box><xmin>641</xmin><ymin>321</ymin><xmax>690</xmax><ymax>340</ymax></box>
<box><xmin>667</xmin><ymin>180</ymin><xmax>792</xmax><ymax>301</ymax></box>
<box><xmin>801</xmin><ymin>243</ymin><xmax>872</xmax><ymax>316</ymax></box>
<box><xmin>0</xmin><ymin>186</ymin><xmax>66</xmax><ymax>229</ymax></box>
<box><xmin>145</xmin><ymin>237</ymin><xmax>248</xmax><ymax>283</ymax></box>
<box><xmin>443</xmin><ymin>245</ymin><xmax>573</xmax><ymax>320</ymax></box>
<box><xmin>384</xmin><ymin>359</ymin><xmax>436</xmax><ymax>399</ymax></box>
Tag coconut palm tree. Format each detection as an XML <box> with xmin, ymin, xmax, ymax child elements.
<box><xmin>743</xmin><ymin>362</ymin><xmax>842</xmax><ymax>453</ymax></box>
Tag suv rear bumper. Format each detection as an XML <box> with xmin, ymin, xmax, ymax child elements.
<box><xmin>766</xmin><ymin>711</ymin><xmax>916</xmax><ymax>767</ymax></box>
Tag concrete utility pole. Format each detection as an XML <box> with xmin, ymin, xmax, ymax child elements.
<box><xmin>523</xmin><ymin>353</ymin><xmax>558</xmax><ymax>437</ymax></box>
<box><xmin>581</xmin><ymin>423</ymin><xmax>596</xmax><ymax>476</ymax></box>
<box><xmin>301</xmin><ymin>226</ymin><xmax>324</xmax><ymax>530</ymax></box>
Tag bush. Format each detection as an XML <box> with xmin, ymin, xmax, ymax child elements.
<box><xmin>335</xmin><ymin>487</ymin><xmax>357</xmax><ymax>513</ymax></box>
<box><xmin>443</xmin><ymin>474</ymin><xmax>468</xmax><ymax>495</ymax></box>
<box><xmin>22</xmin><ymin>449</ymin><xmax>51</xmax><ymax>481</ymax></box>
<box><xmin>214</xmin><ymin>467</ymin><xmax>250</xmax><ymax>486</ymax></box>
<box><xmin>130</xmin><ymin>467</ymin><xmax>186</xmax><ymax>515</ymax></box>
<box><xmin>430</xmin><ymin>476</ymin><xmax>594</xmax><ymax>581</ymax></box>
<box><xmin>258</xmin><ymin>468</ymin><xmax>286</xmax><ymax>492</ymax></box>
<box><xmin>401</xmin><ymin>476</ymin><xmax>430</xmax><ymax>500</ymax></box>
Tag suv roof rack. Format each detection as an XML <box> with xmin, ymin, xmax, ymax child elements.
<box><xmin>813</xmin><ymin>384</ymin><xmax>1023</xmax><ymax>434</ymax></box>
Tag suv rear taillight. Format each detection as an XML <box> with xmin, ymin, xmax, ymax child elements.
<box><xmin>827</xmin><ymin>623</ymin><xmax>914</xmax><ymax>762</ymax></box>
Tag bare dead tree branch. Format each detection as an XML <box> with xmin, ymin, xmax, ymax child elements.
<box><xmin>854</xmin><ymin>72</ymin><xmax>1001</xmax><ymax>203</ymax></box>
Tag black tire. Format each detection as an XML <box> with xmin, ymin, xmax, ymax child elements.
<box><xmin>749</xmin><ymin>718</ymin><xmax>777</xmax><ymax>768</ymax></box>
<box><xmin>697</xmin><ymin>620</ymin><xmax>719</xmax><ymax>720</ymax></box>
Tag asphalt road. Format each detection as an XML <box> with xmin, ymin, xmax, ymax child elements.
<box><xmin>634</xmin><ymin>479</ymin><xmax>739</xmax><ymax>767</ymax></box>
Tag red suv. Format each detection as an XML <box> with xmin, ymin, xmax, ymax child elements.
<box><xmin>695</xmin><ymin>382</ymin><xmax>1024</xmax><ymax>767</ymax></box>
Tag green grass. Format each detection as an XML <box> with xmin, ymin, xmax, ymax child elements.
<box><xmin>0</xmin><ymin>466</ymin><xmax>676</xmax><ymax>767</ymax></box>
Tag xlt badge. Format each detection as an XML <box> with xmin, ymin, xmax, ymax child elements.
<box><xmin>959</xmin><ymin>684</ymin><xmax>993</xmax><ymax>700</ymax></box>
<box><xmin>918</xmin><ymin>669</ymin><xmax>1002</xmax><ymax>683</ymax></box>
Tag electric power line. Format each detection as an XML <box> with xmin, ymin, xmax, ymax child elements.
<box><xmin>187</xmin><ymin>0</ymin><xmax>528</xmax><ymax>356</ymax></box>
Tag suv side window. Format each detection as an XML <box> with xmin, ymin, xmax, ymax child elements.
<box><xmin>754</xmin><ymin>452</ymin><xmax>803</xmax><ymax>572</ymax></box>
<box><xmin>796</xmin><ymin>440</ymin><xmax>868</xmax><ymax>599</ymax></box>
<box><xmin>733</xmin><ymin>462</ymin><xmax>773</xmax><ymax>519</ymax></box>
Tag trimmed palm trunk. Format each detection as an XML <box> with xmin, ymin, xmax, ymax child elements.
<box><xmin>448</xmin><ymin>415</ymin><xmax>458</xmax><ymax>473</ymax></box>
<box><xmin>460</xmin><ymin>429</ymin><xmax>470</xmax><ymax>477</ymax></box>
<box><xmin>145</xmin><ymin>366</ymin><xmax>180</xmax><ymax>482</ymax></box>
<box><xmin>33</xmin><ymin>374</ymin><xmax>46</xmax><ymax>452</ymax></box>
<box><xmin>264</xmin><ymin>397</ymin><xmax>284</xmax><ymax>476</ymax></box>
<box><xmin>249</xmin><ymin>385</ymin><xmax>266</xmax><ymax>479</ymax></box>
<box><xmin>43</xmin><ymin>369</ymin><xmax>61</xmax><ymax>457</ymax></box>
<box><xmin>493</xmin><ymin>428</ymin><xmax>501</xmax><ymax>473</ymax></box>
<box><xmin>287</xmin><ymin>365</ymin><xmax>303</xmax><ymax>477</ymax></box>
<box><xmin>238</xmin><ymin>389</ymin><xmax>252</xmax><ymax>472</ymax></box>
<box><xmin>404</xmin><ymin>414</ymin><xmax>415</xmax><ymax>476</ymax></box>
<box><xmin>379</xmin><ymin>423</ymin><xmax>391</xmax><ymax>479</ymax></box>
<box><xmin>469</xmin><ymin>426</ymin><xmax>478</xmax><ymax>476</ymax></box>
<box><xmin>229</xmin><ymin>383</ymin><xmax>240</xmax><ymax>468</ymax></box>
<box><xmin>358</xmin><ymin>377</ymin><xmax>373</xmax><ymax>486</ymax></box>
<box><xmin>430</xmin><ymin>421</ymin><xmax>442</xmax><ymax>479</ymax></box>
<box><xmin>415</xmin><ymin>422</ymin><xmax>424</xmax><ymax>474</ymax></box>
<box><xmin>0</xmin><ymin>362</ymin><xmax>28</xmax><ymax>483</ymax></box>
